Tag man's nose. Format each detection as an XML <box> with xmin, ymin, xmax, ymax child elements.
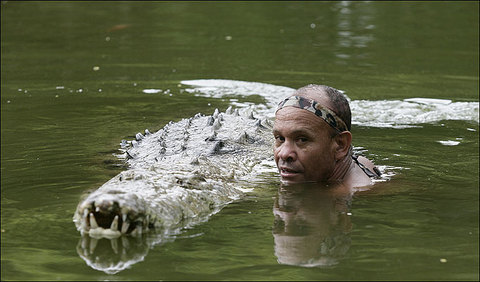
<box><xmin>277</xmin><ymin>140</ymin><xmax>297</xmax><ymax>162</ymax></box>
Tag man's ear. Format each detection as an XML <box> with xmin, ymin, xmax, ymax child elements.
<box><xmin>333</xmin><ymin>131</ymin><xmax>352</xmax><ymax>161</ymax></box>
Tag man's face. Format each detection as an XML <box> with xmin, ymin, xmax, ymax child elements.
<box><xmin>273</xmin><ymin>107</ymin><xmax>337</xmax><ymax>184</ymax></box>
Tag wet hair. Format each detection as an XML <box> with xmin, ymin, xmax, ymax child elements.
<box><xmin>295</xmin><ymin>84</ymin><xmax>352</xmax><ymax>131</ymax></box>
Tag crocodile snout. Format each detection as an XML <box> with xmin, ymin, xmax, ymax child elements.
<box><xmin>74</xmin><ymin>193</ymin><xmax>154</xmax><ymax>238</ymax></box>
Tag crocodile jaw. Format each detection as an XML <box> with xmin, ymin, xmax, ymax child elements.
<box><xmin>73</xmin><ymin>188</ymin><xmax>154</xmax><ymax>238</ymax></box>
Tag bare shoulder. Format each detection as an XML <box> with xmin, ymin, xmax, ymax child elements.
<box><xmin>347</xmin><ymin>155</ymin><xmax>381</xmax><ymax>188</ymax></box>
<box><xmin>356</xmin><ymin>155</ymin><xmax>376</xmax><ymax>172</ymax></box>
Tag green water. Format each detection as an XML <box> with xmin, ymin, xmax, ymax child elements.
<box><xmin>1</xmin><ymin>1</ymin><xmax>478</xmax><ymax>280</ymax></box>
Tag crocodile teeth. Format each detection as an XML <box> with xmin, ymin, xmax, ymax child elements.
<box><xmin>136</xmin><ymin>132</ymin><xmax>144</xmax><ymax>141</ymax></box>
<box><xmin>95</xmin><ymin>206</ymin><xmax>100</xmax><ymax>212</ymax></box>
<box><xmin>122</xmin><ymin>213</ymin><xmax>127</xmax><ymax>223</ymax></box>
<box><xmin>145</xmin><ymin>215</ymin><xmax>150</xmax><ymax>231</ymax></box>
<box><xmin>225</xmin><ymin>106</ymin><xmax>232</xmax><ymax>114</ymax></box>
<box><xmin>110</xmin><ymin>215</ymin><xmax>119</xmax><ymax>230</ymax></box>
<box><xmin>121</xmin><ymin>221</ymin><xmax>130</xmax><ymax>234</ymax></box>
<box><xmin>89</xmin><ymin>213</ymin><xmax>98</xmax><ymax>229</ymax></box>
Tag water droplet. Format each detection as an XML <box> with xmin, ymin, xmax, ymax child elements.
<box><xmin>310</xmin><ymin>23</ymin><xmax>316</xmax><ymax>28</ymax></box>
<box><xmin>105</xmin><ymin>36</ymin><xmax>111</xmax><ymax>41</ymax></box>
<box><xmin>225</xmin><ymin>35</ymin><xmax>232</xmax><ymax>40</ymax></box>
<box><xmin>93</xmin><ymin>66</ymin><xmax>100</xmax><ymax>71</ymax></box>
<box><xmin>440</xmin><ymin>258</ymin><xmax>447</xmax><ymax>263</ymax></box>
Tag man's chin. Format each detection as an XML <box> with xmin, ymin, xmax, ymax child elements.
<box><xmin>280</xmin><ymin>175</ymin><xmax>304</xmax><ymax>185</ymax></box>
<box><xmin>279</xmin><ymin>174</ymin><xmax>327</xmax><ymax>186</ymax></box>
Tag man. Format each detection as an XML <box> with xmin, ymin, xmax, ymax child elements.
<box><xmin>273</xmin><ymin>84</ymin><xmax>381</xmax><ymax>188</ymax></box>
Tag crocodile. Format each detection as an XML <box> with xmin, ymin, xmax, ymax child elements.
<box><xmin>73</xmin><ymin>107</ymin><xmax>279</xmax><ymax>237</ymax></box>
<box><xmin>73</xmin><ymin>80</ymin><xmax>295</xmax><ymax>240</ymax></box>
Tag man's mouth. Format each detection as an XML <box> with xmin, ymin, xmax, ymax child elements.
<box><xmin>279</xmin><ymin>167</ymin><xmax>302</xmax><ymax>179</ymax></box>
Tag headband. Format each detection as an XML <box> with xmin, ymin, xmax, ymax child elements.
<box><xmin>276</xmin><ymin>96</ymin><xmax>348</xmax><ymax>132</ymax></box>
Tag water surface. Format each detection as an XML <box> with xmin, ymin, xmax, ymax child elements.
<box><xmin>1</xmin><ymin>1</ymin><xmax>478</xmax><ymax>281</ymax></box>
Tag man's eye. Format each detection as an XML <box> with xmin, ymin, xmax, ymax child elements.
<box><xmin>275</xmin><ymin>136</ymin><xmax>285</xmax><ymax>142</ymax></box>
<box><xmin>297</xmin><ymin>137</ymin><xmax>308</xmax><ymax>143</ymax></box>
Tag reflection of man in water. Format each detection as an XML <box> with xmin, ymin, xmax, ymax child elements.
<box><xmin>273</xmin><ymin>84</ymin><xmax>381</xmax><ymax>187</ymax></box>
<box><xmin>273</xmin><ymin>183</ymin><xmax>352</xmax><ymax>267</ymax></box>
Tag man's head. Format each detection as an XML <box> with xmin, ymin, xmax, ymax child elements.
<box><xmin>273</xmin><ymin>84</ymin><xmax>352</xmax><ymax>184</ymax></box>
<box><xmin>293</xmin><ymin>84</ymin><xmax>351</xmax><ymax>131</ymax></box>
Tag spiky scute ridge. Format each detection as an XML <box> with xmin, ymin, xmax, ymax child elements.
<box><xmin>73</xmin><ymin>106</ymin><xmax>275</xmax><ymax>238</ymax></box>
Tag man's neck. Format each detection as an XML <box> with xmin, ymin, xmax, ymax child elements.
<box><xmin>327</xmin><ymin>149</ymin><xmax>354</xmax><ymax>184</ymax></box>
